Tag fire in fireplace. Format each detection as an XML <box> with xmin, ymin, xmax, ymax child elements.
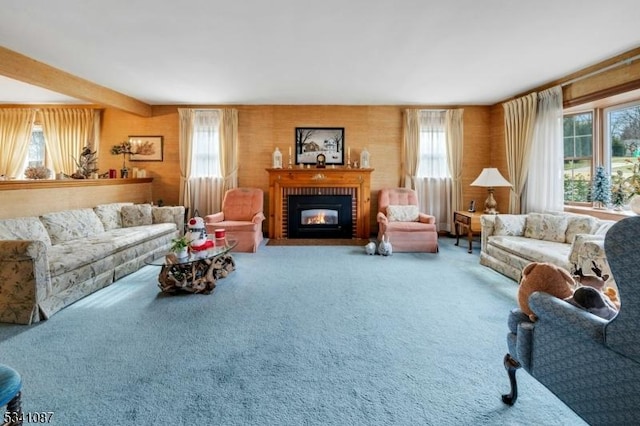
<box><xmin>287</xmin><ymin>195</ymin><xmax>352</xmax><ymax>238</ymax></box>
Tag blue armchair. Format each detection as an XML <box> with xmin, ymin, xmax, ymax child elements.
<box><xmin>501</xmin><ymin>215</ymin><xmax>640</xmax><ymax>425</ymax></box>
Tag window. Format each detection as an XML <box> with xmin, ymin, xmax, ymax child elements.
<box><xmin>417</xmin><ymin>110</ymin><xmax>450</xmax><ymax>178</ymax></box>
<box><xmin>606</xmin><ymin>101</ymin><xmax>640</xmax><ymax>181</ymax></box>
<box><xmin>563</xmin><ymin>94</ymin><xmax>640</xmax><ymax>206</ymax></box>
<box><xmin>191</xmin><ymin>110</ymin><xmax>221</xmax><ymax>178</ymax></box>
<box><xmin>563</xmin><ymin>112</ymin><xmax>593</xmax><ymax>202</ymax></box>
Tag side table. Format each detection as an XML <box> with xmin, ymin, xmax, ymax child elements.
<box><xmin>454</xmin><ymin>211</ymin><xmax>482</xmax><ymax>253</ymax></box>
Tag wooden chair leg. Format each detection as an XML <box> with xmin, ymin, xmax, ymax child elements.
<box><xmin>5</xmin><ymin>391</ymin><xmax>22</xmax><ymax>426</ymax></box>
<box><xmin>501</xmin><ymin>354</ymin><xmax>521</xmax><ymax>405</ymax></box>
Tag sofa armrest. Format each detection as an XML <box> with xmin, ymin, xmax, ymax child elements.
<box><xmin>152</xmin><ymin>206</ymin><xmax>185</xmax><ymax>234</ymax></box>
<box><xmin>0</xmin><ymin>240</ymin><xmax>51</xmax><ymax>324</ymax></box>
<box><xmin>480</xmin><ymin>214</ymin><xmax>496</xmax><ymax>252</ymax></box>
<box><xmin>205</xmin><ymin>212</ymin><xmax>225</xmax><ymax>223</ymax></box>
<box><xmin>529</xmin><ymin>291</ymin><xmax>608</xmax><ymax>343</ymax></box>
<box><xmin>568</xmin><ymin>233</ymin><xmax>605</xmax><ymax>266</ymax></box>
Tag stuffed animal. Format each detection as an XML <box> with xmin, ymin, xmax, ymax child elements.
<box><xmin>565</xmin><ymin>286</ymin><xmax>618</xmax><ymax>320</ymax></box>
<box><xmin>518</xmin><ymin>262</ymin><xmax>575</xmax><ymax>321</ymax></box>
<box><xmin>377</xmin><ymin>235</ymin><xmax>392</xmax><ymax>256</ymax></box>
<box><xmin>364</xmin><ymin>242</ymin><xmax>376</xmax><ymax>255</ymax></box>
<box><xmin>186</xmin><ymin>216</ymin><xmax>214</xmax><ymax>251</ymax></box>
<box><xmin>573</xmin><ymin>261</ymin><xmax>621</xmax><ymax>310</ymax></box>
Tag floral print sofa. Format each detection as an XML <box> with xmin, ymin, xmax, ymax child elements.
<box><xmin>0</xmin><ymin>203</ymin><xmax>184</xmax><ymax>324</ymax></box>
<box><xmin>480</xmin><ymin>212</ymin><xmax>616</xmax><ymax>284</ymax></box>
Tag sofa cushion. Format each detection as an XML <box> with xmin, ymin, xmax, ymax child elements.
<box><xmin>387</xmin><ymin>205</ymin><xmax>419</xmax><ymax>222</ymax></box>
<box><xmin>488</xmin><ymin>235</ymin><xmax>572</xmax><ymax>270</ymax></box>
<box><xmin>121</xmin><ymin>204</ymin><xmax>153</xmax><ymax>227</ymax></box>
<box><xmin>565</xmin><ymin>214</ymin><xmax>598</xmax><ymax>244</ymax></box>
<box><xmin>494</xmin><ymin>215</ymin><xmax>526</xmax><ymax>236</ymax></box>
<box><xmin>94</xmin><ymin>202</ymin><xmax>134</xmax><ymax>230</ymax></box>
<box><xmin>40</xmin><ymin>209</ymin><xmax>105</xmax><ymax>245</ymax></box>
<box><xmin>524</xmin><ymin>213</ymin><xmax>568</xmax><ymax>243</ymax></box>
<box><xmin>0</xmin><ymin>216</ymin><xmax>52</xmax><ymax>247</ymax></box>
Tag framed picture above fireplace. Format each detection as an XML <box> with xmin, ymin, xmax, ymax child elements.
<box><xmin>295</xmin><ymin>127</ymin><xmax>345</xmax><ymax>165</ymax></box>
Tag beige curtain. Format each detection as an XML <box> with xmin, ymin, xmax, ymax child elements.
<box><xmin>402</xmin><ymin>109</ymin><xmax>420</xmax><ymax>188</ymax></box>
<box><xmin>503</xmin><ymin>93</ymin><xmax>537</xmax><ymax>214</ymax></box>
<box><xmin>445</xmin><ymin>108</ymin><xmax>464</xmax><ymax>231</ymax></box>
<box><xmin>178</xmin><ymin>108</ymin><xmax>195</xmax><ymax>211</ymax></box>
<box><xmin>0</xmin><ymin>108</ymin><xmax>36</xmax><ymax>177</ymax></box>
<box><xmin>41</xmin><ymin>108</ymin><xmax>95</xmax><ymax>175</ymax></box>
<box><xmin>220</xmin><ymin>108</ymin><xmax>238</xmax><ymax>193</ymax></box>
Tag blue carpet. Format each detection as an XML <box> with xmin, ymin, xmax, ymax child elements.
<box><xmin>0</xmin><ymin>237</ymin><xmax>586</xmax><ymax>425</ymax></box>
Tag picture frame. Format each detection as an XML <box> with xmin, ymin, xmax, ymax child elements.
<box><xmin>129</xmin><ymin>136</ymin><xmax>163</xmax><ymax>162</ymax></box>
<box><xmin>295</xmin><ymin>127</ymin><xmax>345</xmax><ymax>165</ymax></box>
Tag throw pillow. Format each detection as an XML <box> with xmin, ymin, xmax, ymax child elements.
<box><xmin>494</xmin><ymin>215</ymin><xmax>526</xmax><ymax>236</ymax></box>
<box><xmin>565</xmin><ymin>215</ymin><xmax>597</xmax><ymax>244</ymax></box>
<box><xmin>94</xmin><ymin>202</ymin><xmax>134</xmax><ymax>230</ymax></box>
<box><xmin>524</xmin><ymin>213</ymin><xmax>568</xmax><ymax>243</ymax></box>
<box><xmin>387</xmin><ymin>205</ymin><xmax>419</xmax><ymax>222</ymax></box>
<box><xmin>121</xmin><ymin>204</ymin><xmax>153</xmax><ymax>227</ymax></box>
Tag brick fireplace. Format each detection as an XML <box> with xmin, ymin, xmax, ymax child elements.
<box><xmin>266</xmin><ymin>168</ymin><xmax>373</xmax><ymax>239</ymax></box>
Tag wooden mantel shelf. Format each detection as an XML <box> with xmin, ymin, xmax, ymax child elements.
<box><xmin>266</xmin><ymin>168</ymin><xmax>373</xmax><ymax>239</ymax></box>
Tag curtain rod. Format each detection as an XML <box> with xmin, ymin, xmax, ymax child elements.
<box><xmin>561</xmin><ymin>53</ymin><xmax>640</xmax><ymax>87</ymax></box>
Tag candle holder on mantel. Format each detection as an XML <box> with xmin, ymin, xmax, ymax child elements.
<box><xmin>288</xmin><ymin>156</ymin><xmax>293</xmax><ymax>169</ymax></box>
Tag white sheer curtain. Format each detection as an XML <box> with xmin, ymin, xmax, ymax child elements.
<box><xmin>178</xmin><ymin>108</ymin><xmax>224</xmax><ymax>217</ymax></box>
<box><xmin>415</xmin><ymin>110</ymin><xmax>452</xmax><ymax>232</ymax></box>
<box><xmin>524</xmin><ymin>86</ymin><xmax>564</xmax><ymax>213</ymax></box>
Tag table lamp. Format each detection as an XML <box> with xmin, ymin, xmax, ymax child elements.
<box><xmin>470</xmin><ymin>168</ymin><xmax>512</xmax><ymax>214</ymax></box>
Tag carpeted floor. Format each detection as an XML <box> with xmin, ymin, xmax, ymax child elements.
<box><xmin>266</xmin><ymin>238</ymin><xmax>371</xmax><ymax>246</ymax></box>
<box><xmin>0</xmin><ymin>237</ymin><xmax>586</xmax><ymax>425</ymax></box>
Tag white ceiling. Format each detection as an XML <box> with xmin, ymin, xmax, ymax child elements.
<box><xmin>1</xmin><ymin>0</ymin><xmax>639</xmax><ymax>106</ymax></box>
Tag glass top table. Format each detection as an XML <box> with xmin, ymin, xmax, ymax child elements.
<box><xmin>146</xmin><ymin>239</ymin><xmax>237</xmax><ymax>294</ymax></box>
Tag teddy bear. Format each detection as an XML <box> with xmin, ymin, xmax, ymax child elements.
<box><xmin>518</xmin><ymin>262</ymin><xmax>575</xmax><ymax>322</ymax></box>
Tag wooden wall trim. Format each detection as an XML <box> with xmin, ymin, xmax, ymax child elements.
<box><xmin>0</xmin><ymin>46</ymin><xmax>151</xmax><ymax>117</ymax></box>
<box><xmin>0</xmin><ymin>177</ymin><xmax>152</xmax><ymax>191</ymax></box>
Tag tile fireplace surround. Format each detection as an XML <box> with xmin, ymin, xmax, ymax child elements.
<box><xmin>266</xmin><ymin>168</ymin><xmax>373</xmax><ymax>239</ymax></box>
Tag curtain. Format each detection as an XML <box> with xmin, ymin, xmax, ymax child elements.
<box><xmin>445</xmin><ymin>108</ymin><xmax>464</xmax><ymax>231</ymax></box>
<box><xmin>0</xmin><ymin>108</ymin><xmax>35</xmax><ymax>178</ymax></box>
<box><xmin>178</xmin><ymin>108</ymin><xmax>195</xmax><ymax>211</ymax></box>
<box><xmin>503</xmin><ymin>93</ymin><xmax>537</xmax><ymax>214</ymax></box>
<box><xmin>524</xmin><ymin>86</ymin><xmax>564</xmax><ymax>213</ymax></box>
<box><xmin>178</xmin><ymin>108</ymin><xmax>225</xmax><ymax>217</ymax></box>
<box><xmin>220</xmin><ymin>108</ymin><xmax>239</xmax><ymax>193</ymax></box>
<box><xmin>415</xmin><ymin>110</ymin><xmax>451</xmax><ymax>232</ymax></box>
<box><xmin>401</xmin><ymin>109</ymin><xmax>420</xmax><ymax>188</ymax></box>
<box><xmin>41</xmin><ymin>108</ymin><xmax>95</xmax><ymax>175</ymax></box>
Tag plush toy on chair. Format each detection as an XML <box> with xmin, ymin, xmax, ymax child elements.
<box><xmin>517</xmin><ymin>262</ymin><xmax>575</xmax><ymax>322</ymax></box>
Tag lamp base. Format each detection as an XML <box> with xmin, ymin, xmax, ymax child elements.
<box><xmin>484</xmin><ymin>189</ymin><xmax>499</xmax><ymax>214</ymax></box>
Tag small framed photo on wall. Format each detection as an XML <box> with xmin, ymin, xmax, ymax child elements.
<box><xmin>129</xmin><ymin>136</ymin><xmax>163</xmax><ymax>161</ymax></box>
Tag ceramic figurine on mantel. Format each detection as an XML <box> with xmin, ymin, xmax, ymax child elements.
<box><xmin>360</xmin><ymin>147</ymin><xmax>370</xmax><ymax>169</ymax></box>
<box><xmin>272</xmin><ymin>147</ymin><xmax>283</xmax><ymax>169</ymax></box>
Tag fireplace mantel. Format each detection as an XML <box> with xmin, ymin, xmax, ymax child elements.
<box><xmin>266</xmin><ymin>168</ymin><xmax>373</xmax><ymax>239</ymax></box>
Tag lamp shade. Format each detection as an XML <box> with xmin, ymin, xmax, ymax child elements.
<box><xmin>470</xmin><ymin>168</ymin><xmax>512</xmax><ymax>187</ymax></box>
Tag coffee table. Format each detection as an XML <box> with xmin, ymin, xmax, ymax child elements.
<box><xmin>146</xmin><ymin>239</ymin><xmax>237</xmax><ymax>294</ymax></box>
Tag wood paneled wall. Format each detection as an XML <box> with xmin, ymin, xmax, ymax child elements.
<box><xmin>99</xmin><ymin>105</ymin><xmax>492</xmax><ymax>234</ymax></box>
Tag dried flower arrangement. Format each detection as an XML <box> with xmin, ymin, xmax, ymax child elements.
<box><xmin>24</xmin><ymin>165</ymin><xmax>51</xmax><ymax>180</ymax></box>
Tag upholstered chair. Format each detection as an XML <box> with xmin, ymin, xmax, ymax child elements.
<box><xmin>376</xmin><ymin>188</ymin><xmax>438</xmax><ymax>253</ymax></box>
<box><xmin>204</xmin><ymin>188</ymin><xmax>266</xmax><ymax>253</ymax></box>
<box><xmin>502</xmin><ymin>216</ymin><xmax>640</xmax><ymax>424</ymax></box>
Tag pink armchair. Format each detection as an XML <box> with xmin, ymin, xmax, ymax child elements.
<box><xmin>377</xmin><ymin>188</ymin><xmax>438</xmax><ymax>253</ymax></box>
<box><xmin>204</xmin><ymin>188</ymin><xmax>266</xmax><ymax>253</ymax></box>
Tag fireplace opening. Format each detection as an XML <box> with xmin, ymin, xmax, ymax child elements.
<box><xmin>287</xmin><ymin>195</ymin><xmax>352</xmax><ymax>238</ymax></box>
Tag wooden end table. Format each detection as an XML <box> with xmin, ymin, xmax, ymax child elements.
<box><xmin>454</xmin><ymin>211</ymin><xmax>482</xmax><ymax>253</ymax></box>
<box><xmin>146</xmin><ymin>239</ymin><xmax>237</xmax><ymax>294</ymax></box>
